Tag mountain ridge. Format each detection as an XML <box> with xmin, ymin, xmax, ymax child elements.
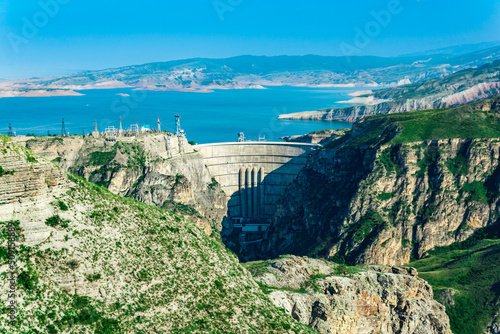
<box><xmin>3</xmin><ymin>45</ymin><xmax>500</xmax><ymax>94</ymax></box>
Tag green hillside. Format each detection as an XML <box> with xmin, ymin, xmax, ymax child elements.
<box><xmin>409</xmin><ymin>225</ymin><xmax>500</xmax><ymax>334</ymax></box>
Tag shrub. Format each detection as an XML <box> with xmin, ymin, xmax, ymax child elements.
<box><xmin>58</xmin><ymin>200</ymin><xmax>69</xmax><ymax>211</ymax></box>
<box><xmin>86</xmin><ymin>273</ymin><xmax>102</xmax><ymax>282</ymax></box>
<box><xmin>378</xmin><ymin>192</ymin><xmax>394</xmax><ymax>201</ymax></box>
<box><xmin>45</xmin><ymin>215</ymin><xmax>69</xmax><ymax>228</ymax></box>
<box><xmin>18</xmin><ymin>267</ymin><xmax>38</xmax><ymax>291</ymax></box>
<box><xmin>462</xmin><ymin>181</ymin><xmax>488</xmax><ymax>204</ymax></box>
<box><xmin>0</xmin><ymin>165</ymin><xmax>14</xmax><ymax>177</ymax></box>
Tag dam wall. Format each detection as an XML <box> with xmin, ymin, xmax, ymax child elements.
<box><xmin>193</xmin><ymin>142</ymin><xmax>319</xmax><ymax>220</ymax></box>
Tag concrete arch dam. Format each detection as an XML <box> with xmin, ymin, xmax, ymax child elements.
<box><xmin>193</xmin><ymin>142</ymin><xmax>319</xmax><ymax>243</ymax></box>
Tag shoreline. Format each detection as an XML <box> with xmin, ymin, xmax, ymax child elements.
<box><xmin>0</xmin><ymin>82</ymin><xmax>382</xmax><ymax>98</ymax></box>
<box><xmin>0</xmin><ymin>89</ymin><xmax>84</xmax><ymax>99</ymax></box>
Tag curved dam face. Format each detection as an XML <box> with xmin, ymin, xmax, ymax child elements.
<box><xmin>194</xmin><ymin>142</ymin><xmax>319</xmax><ymax>254</ymax></box>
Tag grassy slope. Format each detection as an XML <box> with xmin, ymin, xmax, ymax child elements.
<box><xmin>0</xmin><ymin>139</ymin><xmax>313</xmax><ymax>333</ymax></box>
<box><xmin>409</xmin><ymin>225</ymin><xmax>500</xmax><ymax>334</ymax></box>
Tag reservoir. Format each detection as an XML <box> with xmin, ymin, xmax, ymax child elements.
<box><xmin>0</xmin><ymin>86</ymin><xmax>364</xmax><ymax>143</ymax></box>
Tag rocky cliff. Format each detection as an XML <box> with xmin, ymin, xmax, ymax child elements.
<box><xmin>261</xmin><ymin>97</ymin><xmax>500</xmax><ymax>265</ymax></box>
<box><xmin>247</xmin><ymin>256</ymin><xmax>451</xmax><ymax>334</ymax></box>
<box><xmin>21</xmin><ymin>134</ymin><xmax>227</xmax><ymax>234</ymax></box>
<box><xmin>0</xmin><ymin>137</ymin><xmax>313</xmax><ymax>333</ymax></box>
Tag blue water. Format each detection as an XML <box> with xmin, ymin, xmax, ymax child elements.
<box><xmin>0</xmin><ymin>86</ymin><xmax>360</xmax><ymax>144</ymax></box>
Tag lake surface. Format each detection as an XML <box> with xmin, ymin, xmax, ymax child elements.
<box><xmin>0</xmin><ymin>86</ymin><xmax>361</xmax><ymax>144</ymax></box>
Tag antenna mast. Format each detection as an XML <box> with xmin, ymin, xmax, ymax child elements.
<box><xmin>61</xmin><ymin>118</ymin><xmax>67</xmax><ymax>136</ymax></box>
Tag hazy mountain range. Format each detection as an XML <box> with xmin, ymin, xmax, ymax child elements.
<box><xmin>3</xmin><ymin>43</ymin><xmax>500</xmax><ymax>94</ymax></box>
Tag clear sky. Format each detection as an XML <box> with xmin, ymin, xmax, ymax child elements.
<box><xmin>0</xmin><ymin>0</ymin><xmax>499</xmax><ymax>79</ymax></box>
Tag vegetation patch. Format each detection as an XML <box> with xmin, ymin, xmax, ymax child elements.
<box><xmin>88</xmin><ymin>151</ymin><xmax>116</xmax><ymax>166</ymax></box>
<box><xmin>44</xmin><ymin>215</ymin><xmax>70</xmax><ymax>228</ymax></box>
<box><xmin>445</xmin><ymin>146</ymin><xmax>469</xmax><ymax>176</ymax></box>
<box><xmin>351</xmin><ymin>210</ymin><xmax>388</xmax><ymax>243</ymax></box>
<box><xmin>461</xmin><ymin>181</ymin><xmax>488</xmax><ymax>204</ymax></box>
<box><xmin>17</xmin><ymin>266</ymin><xmax>39</xmax><ymax>291</ymax></box>
<box><xmin>410</xmin><ymin>227</ymin><xmax>500</xmax><ymax>334</ymax></box>
<box><xmin>415</xmin><ymin>144</ymin><xmax>439</xmax><ymax>178</ymax></box>
<box><xmin>0</xmin><ymin>165</ymin><xmax>14</xmax><ymax>177</ymax></box>
<box><xmin>378</xmin><ymin>146</ymin><xmax>403</xmax><ymax>176</ymax></box>
<box><xmin>207</xmin><ymin>177</ymin><xmax>218</xmax><ymax>190</ymax></box>
<box><xmin>162</xmin><ymin>200</ymin><xmax>200</xmax><ymax>217</ymax></box>
<box><xmin>57</xmin><ymin>200</ymin><xmax>69</xmax><ymax>211</ymax></box>
<box><xmin>378</xmin><ymin>192</ymin><xmax>394</xmax><ymax>201</ymax></box>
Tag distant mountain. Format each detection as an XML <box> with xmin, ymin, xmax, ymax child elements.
<box><xmin>5</xmin><ymin>44</ymin><xmax>500</xmax><ymax>93</ymax></box>
<box><xmin>400</xmin><ymin>40</ymin><xmax>500</xmax><ymax>57</ymax></box>
<box><xmin>279</xmin><ymin>59</ymin><xmax>500</xmax><ymax>122</ymax></box>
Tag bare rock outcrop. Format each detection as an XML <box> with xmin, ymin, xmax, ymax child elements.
<box><xmin>0</xmin><ymin>138</ymin><xmax>69</xmax><ymax>220</ymax></box>
<box><xmin>250</xmin><ymin>256</ymin><xmax>451</xmax><ymax>334</ymax></box>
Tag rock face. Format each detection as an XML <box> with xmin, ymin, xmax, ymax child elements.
<box><xmin>260</xmin><ymin>135</ymin><xmax>500</xmax><ymax>265</ymax></box>
<box><xmin>0</xmin><ymin>139</ymin><xmax>69</xmax><ymax>219</ymax></box>
<box><xmin>278</xmin><ymin>99</ymin><xmax>440</xmax><ymax>123</ymax></box>
<box><xmin>250</xmin><ymin>256</ymin><xmax>451</xmax><ymax>334</ymax></box>
<box><xmin>21</xmin><ymin>134</ymin><xmax>227</xmax><ymax>233</ymax></box>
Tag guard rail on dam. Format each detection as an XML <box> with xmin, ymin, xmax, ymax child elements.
<box><xmin>193</xmin><ymin>142</ymin><xmax>320</xmax><ymax>242</ymax></box>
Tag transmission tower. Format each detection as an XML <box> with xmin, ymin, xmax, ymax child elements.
<box><xmin>175</xmin><ymin>113</ymin><xmax>185</xmax><ymax>137</ymax></box>
<box><xmin>61</xmin><ymin>118</ymin><xmax>67</xmax><ymax>136</ymax></box>
<box><xmin>175</xmin><ymin>114</ymin><xmax>181</xmax><ymax>135</ymax></box>
<box><xmin>7</xmin><ymin>123</ymin><xmax>14</xmax><ymax>137</ymax></box>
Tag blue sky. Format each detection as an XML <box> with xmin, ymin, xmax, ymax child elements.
<box><xmin>0</xmin><ymin>0</ymin><xmax>499</xmax><ymax>79</ymax></box>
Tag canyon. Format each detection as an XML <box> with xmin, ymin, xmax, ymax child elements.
<box><xmin>3</xmin><ymin>95</ymin><xmax>500</xmax><ymax>333</ymax></box>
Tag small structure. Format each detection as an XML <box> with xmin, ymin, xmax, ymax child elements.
<box><xmin>119</xmin><ymin>116</ymin><xmax>123</xmax><ymax>136</ymax></box>
<box><xmin>92</xmin><ymin>120</ymin><xmax>99</xmax><ymax>138</ymax></box>
<box><xmin>104</xmin><ymin>126</ymin><xmax>117</xmax><ymax>141</ymax></box>
<box><xmin>7</xmin><ymin>123</ymin><xmax>15</xmax><ymax>137</ymax></box>
<box><xmin>129</xmin><ymin>124</ymin><xmax>139</xmax><ymax>136</ymax></box>
<box><xmin>61</xmin><ymin>118</ymin><xmax>67</xmax><ymax>136</ymax></box>
<box><xmin>175</xmin><ymin>113</ymin><xmax>185</xmax><ymax>137</ymax></box>
<box><xmin>238</xmin><ymin>132</ymin><xmax>245</xmax><ymax>142</ymax></box>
